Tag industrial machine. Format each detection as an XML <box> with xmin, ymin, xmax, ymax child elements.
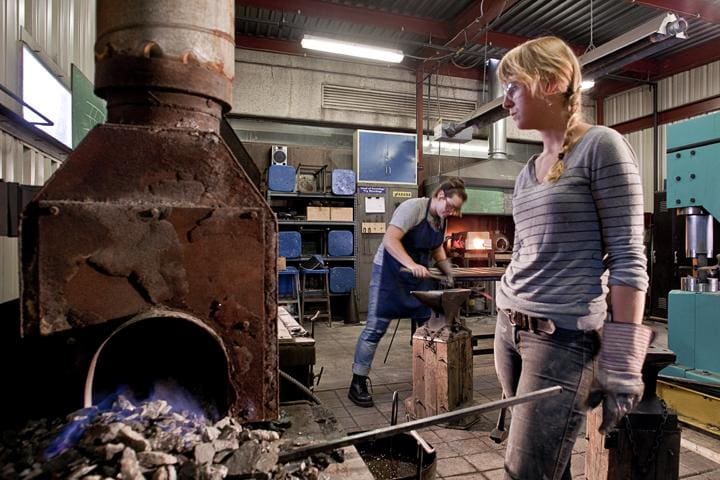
<box><xmin>662</xmin><ymin>112</ymin><xmax>720</xmax><ymax>384</ymax></box>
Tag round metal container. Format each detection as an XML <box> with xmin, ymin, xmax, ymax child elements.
<box><xmin>680</xmin><ymin>276</ymin><xmax>696</xmax><ymax>292</ymax></box>
<box><xmin>709</xmin><ymin>278</ymin><xmax>719</xmax><ymax>292</ymax></box>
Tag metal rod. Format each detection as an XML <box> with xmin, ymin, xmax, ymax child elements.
<box><xmin>400</xmin><ymin>267</ymin><xmax>446</xmax><ymax>282</ymax></box>
<box><xmin>278</xmin><ymin>385</ymin><xmax>563</xmax><ymax>463</ymax></box>
<box><xmin>383</xmin><ymin>319</ymin><xmax>401</xmax><ymax>364</ymax></box>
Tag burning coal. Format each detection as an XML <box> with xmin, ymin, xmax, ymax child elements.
<box><xmin>0</xmin><ymin>394</ymin><xmax>341</xmax><ymax>480</ymax></box>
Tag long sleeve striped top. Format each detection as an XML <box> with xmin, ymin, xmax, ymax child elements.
<box><xmin>496</xmin><ymin>126</ymin><xmax>649</xmax><ymax>331</ymax></box>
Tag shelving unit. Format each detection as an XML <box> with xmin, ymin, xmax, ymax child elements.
<box><xmin>268</xmin><ymin>191</ymin><xmax>358</xmax><ymax>323</ymax></box>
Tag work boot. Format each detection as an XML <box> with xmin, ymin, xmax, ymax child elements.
<box><xmin>348</xmin><ymin>374</ymin><xmax>374</xmax><ymax>407</ymax></box>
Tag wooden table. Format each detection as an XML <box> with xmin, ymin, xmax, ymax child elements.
<box><xmin>278</xmin><ymin>307</ymin><xmax>316</xmax><ymax>400</ymax></box>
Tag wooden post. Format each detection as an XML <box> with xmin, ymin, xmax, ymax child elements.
<box><xmin>585</xmin><ymin>403</ymin><xmax>681</xmax><ymax>479</ymax></box>
<box><xmin>405</xmin><ymin>324</ymin><xmax>473</xmax><ymax>419</ymax></box>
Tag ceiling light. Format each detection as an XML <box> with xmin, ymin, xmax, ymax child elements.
<box><xmin>301</xmin><ymin>35</ymin><xmax>404</xmax><ymax>63</ymax></box>
<box><xmin>580</xmin><ymin>80</ymin><xmax>595</xmax><ymax>90</ymax></box>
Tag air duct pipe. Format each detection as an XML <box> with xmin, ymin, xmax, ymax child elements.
<box><xmin>486</xmin><ymin>59</ymin><xmax>507</xmax><ymax>161</ymax></box>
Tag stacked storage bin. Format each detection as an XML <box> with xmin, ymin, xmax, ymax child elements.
<box><xmin>278</xmin><ymin>231</ymin><xmax>301</xmax><ymax>318</ymax></box>
<box><xmin>327</xmin><ymin>230</ymin><xmax>355</xmax><ymax>293</ymax></box>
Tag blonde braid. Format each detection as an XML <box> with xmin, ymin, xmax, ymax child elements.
<box><xmin>545</xmin><ymin>88</ymin><xmax>582</xmax><ymax>183</ymax></box>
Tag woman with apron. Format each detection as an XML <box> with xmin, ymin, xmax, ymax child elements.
<box><xmin>348</xmin><ymin>178</ymin><xmax>467</xmax><ymax>407</ymax></box>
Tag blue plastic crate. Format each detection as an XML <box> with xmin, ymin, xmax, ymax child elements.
<box><xmin>327</xmin><ymin>230</ymin><xmax>353</xmax><ymax>256</ymax></box>
<box><xmin>331</xmin><ymin>169</ymin><xmax>355</xmax><ymax>195</ymax></box>
<box><xmin>330</xmin><ymin>267</ymin><xmax>355</xmax><ymax>293</ymax></box>
<box><xmin>278</xmin><ymin>231</ymin><xmax>301</xmax><ymax>258</ymax></box>
<box><xmin>268</xmin><ymin>165</ymin><xmax>296</xmax><ymax>192</ymax></box>
<box><xmin>278</xmin><ymin>267</ymin><xmax>299</xmax><ymax>297</ymax></box>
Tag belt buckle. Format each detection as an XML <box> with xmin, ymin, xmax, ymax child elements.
<box><xmin>512</xmin><ymin>310</ymin><xmax>528</xmax><ymax>330</ymax></box>
<box><xmin>527</xmin><ymin>315</ymin><xmax>538</xmax><ymax>333</ymax></box>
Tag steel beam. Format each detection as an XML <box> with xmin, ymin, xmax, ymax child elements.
<box><xmin>235</xmin><ymin>0</ymin><xmax>449</xmax><ymax>38</ymax></box>
<box><xmin>630</xmin><ymin>0</ymin><xmax>720</xmax><ymax>25</ymax></box>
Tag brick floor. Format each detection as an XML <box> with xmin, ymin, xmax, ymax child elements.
<box><xmin>308</xmin><ymin>317</ymin><xmax>720</xmax><ymax>479</ymax></box>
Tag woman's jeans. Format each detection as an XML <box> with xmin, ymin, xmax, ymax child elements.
<box><xmin>352</xmin><ymin>263</ymin><xmax>427</xmax><ymax>376</ymax></box>
<box><xmin>494</xmin><ymin>310</ymin><xmax>599</xmax><ymax>480</ymax></box>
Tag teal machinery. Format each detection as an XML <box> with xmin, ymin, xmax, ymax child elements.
<box><xmin>663</xmin><ymin>112</ymin><xmax>720</xmax><ymax>384</ymax></box>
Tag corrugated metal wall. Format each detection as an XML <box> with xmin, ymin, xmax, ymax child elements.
<box><xmin>0</xmin><ymin>0</ymin><xmax>95</xmax><ymax>303</ymax></box>
<box><xmin>604</xmin><ymin>60</ymin><xmax>720</xmax><ymax>212</ymax></box>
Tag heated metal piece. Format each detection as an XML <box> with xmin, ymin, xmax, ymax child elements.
<box><xmin>278</xmin><ymin>386</ymin><xmax>563</xmax><ymax>463</ymax></box>
<box><xmin>21</xmin><ymin>0</ymin><xmax>278</xmax><ymax>422</ymax></box>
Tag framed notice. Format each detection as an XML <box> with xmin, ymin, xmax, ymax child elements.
<box><xmin>355</xmin><ymin>130</ymin><xmax>417</xmax><ymax>185</ymax></box>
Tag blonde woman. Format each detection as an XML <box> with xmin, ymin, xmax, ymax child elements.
<box><xmin>494</xmin><ymin>37</ymin><xmax>652</xmax><ymax>479</ymax></box>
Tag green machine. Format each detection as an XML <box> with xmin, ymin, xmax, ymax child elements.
<box><xmin>663</xmin><ymin>111</ymin><xmax>720</xmax><ymax>384</ymax></box>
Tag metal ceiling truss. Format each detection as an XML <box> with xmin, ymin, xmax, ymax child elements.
<box><xmin>234</xmin><ymin>0</ymin><xmax>720</xmax><ymax>99</ymax></box>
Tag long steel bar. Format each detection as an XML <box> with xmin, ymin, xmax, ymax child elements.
<box><xmin>278</xmin><ymin>385</ymin><xmax>562</xmax><ymax>463</ymax></box>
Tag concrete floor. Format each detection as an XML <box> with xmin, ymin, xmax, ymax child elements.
<box><xmin>309</xmin><ymin>316</ymin><xmax>720</xmax><ymax>479</ymax></box>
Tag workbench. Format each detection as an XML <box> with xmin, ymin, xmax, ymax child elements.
<box><xmin>278</xmin><ymin>307</ymin><xmax>316</xmax><ymax>400</ymax></box>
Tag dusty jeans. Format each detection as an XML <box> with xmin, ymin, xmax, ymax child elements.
<box><xmin>352</xmin><ymin>263</ymin><xmax>428</xmax><ymax>376</ymax></box>
<box><xmin>494</xmin><ymin>310</ymin><xmax>599</xmax><ymax>480</ymax></box>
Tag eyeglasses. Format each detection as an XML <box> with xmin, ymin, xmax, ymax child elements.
<box><xmin>444</xmin><ymin>198</ymin><xmax>463</xmax><ymax>214</ymax></box>
<box><xmin>502</xmin><ymin>82</ymin><xmax>521</xmax><ymax>98</ymax></box>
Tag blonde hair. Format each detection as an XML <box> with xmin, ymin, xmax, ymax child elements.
<box><xmin>498</xmin><ymin>36</ymin><xmax>583</xmax><ymax>182</ymax></box>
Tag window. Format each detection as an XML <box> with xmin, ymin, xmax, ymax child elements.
<box><xmin>22</xmin><ymin>45</ymin><xmax>72</xmax><ymax>147</ymax></box>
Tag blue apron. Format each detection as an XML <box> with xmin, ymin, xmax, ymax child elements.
<box><xmin>375</xmin><ymin>199</ymin><xmax>445</xmax><ymax>319</ymax></box>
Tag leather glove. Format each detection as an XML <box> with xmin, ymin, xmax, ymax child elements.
<box><xmin>587</xmin><ymin>322</ymin><xmax>653</xmax><ymax>433</ymax></box>
<box><xmin>436</xmin><ymin>258</ymin><xmax>455</xmax><ymax>288</ymax></box>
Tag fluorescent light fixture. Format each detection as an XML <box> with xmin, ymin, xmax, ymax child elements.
<box><xmin>301</xmin><ymin>35</ymin><xmax>404</xmax><ymax>63</ymax></box>
<box><xmin>580</xmin><ymin>79</ymin><xmax>595</xmax><ymax>91</ymax></box>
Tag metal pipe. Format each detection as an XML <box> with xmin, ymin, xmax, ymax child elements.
<box><xmin>653</xmin><ymin>82</ymin><xmax>659</xmax><ymax>194</ymax></box>
<box><xmin>486</xmin><ymin>59</ymin><xmax>507</xmax><ymax>161</ymax></box>
<box><xmin>278</xmin><ymin>385</ymin><xmax>563</xmax><ymax>463</ymax></box>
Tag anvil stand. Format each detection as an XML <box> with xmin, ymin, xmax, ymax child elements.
<box><xmin>404</xmin><ymin>289</ymin><xmax>479</xmax><ymax>428</ymax></box>
<box><xmin>586</xmin><ymin>346</ymin><xmax>681</xmax><ymax>480</ymax></box>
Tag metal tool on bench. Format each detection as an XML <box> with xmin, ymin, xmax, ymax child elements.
<box><xmin>278</xmin><ymin>385</ymin><xmax>563</xmax><ymax>463</ymax></box>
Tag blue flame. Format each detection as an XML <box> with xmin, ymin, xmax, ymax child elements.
<box><xmin>44</xmin><ymin>381</ymin><xmax>212</xmax><ymax>459</ymax></box>
<box><xmin>44</xmin><ymin>408</ymin><xmax>97</xmax><ymax>460</ymax></box>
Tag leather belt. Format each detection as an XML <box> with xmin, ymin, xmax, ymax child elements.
<box><xmin>503</xmin><ymin>309</ymin><xmax>556</xmax><ymax>334</ymax></box>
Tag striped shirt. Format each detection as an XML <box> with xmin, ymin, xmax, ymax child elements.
<box><xmin>496</xmin><ymin>126</ymin><xmax>649</xmax><ymax>331</ymax></box>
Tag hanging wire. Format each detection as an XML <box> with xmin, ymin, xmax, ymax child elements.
<box><xmin>457</xmin><ymin>142</ymin><xmax>461</xmax><ymax>177</ymax></box>
<box><xmin>481</xmin><ymin>30</ymin><xmax>490</xmax><ymax>103</ymax></box>
<box><xmin>585</xmin><ymin>0</ymin><xmax>596</xmax><ymax>53</ymax></box>
<box><xmin>417</xmin><ymin>0</ymin><xmax>508</xmax><ymax>84</ymax></box>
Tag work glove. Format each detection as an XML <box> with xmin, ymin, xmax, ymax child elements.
<box><xmin>436</xmin><ymin>258</ymin><xmax>455</xmax><ymax>288</ymax></box>
<box><xmin>587</xmin><ymin>322</ymin><xmax>654</xmax><ymax>433</ymax></box>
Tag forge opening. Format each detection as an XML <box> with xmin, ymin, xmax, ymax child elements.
<box><xmin>87</xmin><ymin>316</ymin><xmax>232</xmax><ymax>420</ymax></box>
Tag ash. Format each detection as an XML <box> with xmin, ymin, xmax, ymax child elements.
<box><xmin>0</xmin><ymin>397</ymin><xmax>342</xmax><ymax>480</ymax></box>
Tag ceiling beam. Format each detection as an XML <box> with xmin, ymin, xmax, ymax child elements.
<box><xmin>628</xmin><ymin>0</ymin><xmax>720</xmax><ymax>25</ymax></box>
<box><xmin>448</xmin><ymin>0</ymin><xmax>522</xmax><ymax>49</ymax></box>
<box><xmin>416</xmin><ymin>0</ymin><xmax>522</xmax><ymax>80</ymax></box>
<box><xmin>611</xmin><ymin>93</ymin><xmax>720</xmax><ymax>134</ymax></box>
<box><xmin>235</xmin><ymin>34</ymin><xmax>483</xmax><ymax>80</ymax></box>
<box><xmin>235</xmin><ymin>0</ymin><xmax>449</xmax><ymax>39</ymax></box>
<box><xmin>235</xmin><ymin>35</ymin><xmax>305</xmax><ymax>56</ymax></box>
<box><xmin>654</xmin><ymin>38</ymin><xmax>720</xmax><ymax>78</ymax></box>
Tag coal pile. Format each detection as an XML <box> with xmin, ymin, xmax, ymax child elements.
<box><xmin>0</xmin><ymin>397</ymin><xmax>341</xmax><ymax>480</ymax></box>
